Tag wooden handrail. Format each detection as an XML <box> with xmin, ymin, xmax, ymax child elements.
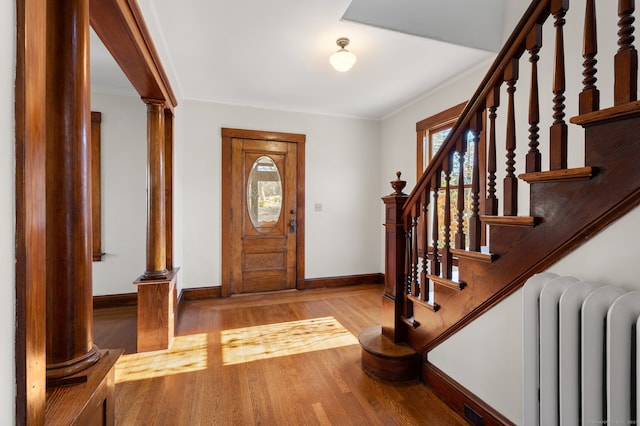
<box><xmin>403</xmin><ymin>0</ymin><xmax>552</xmax><ymax>215</ymax></box>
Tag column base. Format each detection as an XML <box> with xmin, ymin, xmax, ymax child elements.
<box><xmin>46</xmin><ymin>348</ymin><xmax>122</xmax><ymax>425</ymax></box>
<box><xmin>140</xmin><ymin>268</ymin><xmax>169</xmax><ymax>281</ymax></box>
<box><xmin>46</xmin><ymin>344</ymin><xmax>102</xmax><ymax>384</ymax></box>
<box><xmin>134</xmin><ymin>267</ymin><xmax>179</xmax><ymax>352</ymax></box>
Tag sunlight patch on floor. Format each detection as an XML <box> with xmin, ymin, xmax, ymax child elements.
<box><xmin>221</xmin><ymin>316</ymin><xmax>358</xmax><ymax>365</ymax></box>
<box><xmin>115</xmin><ymin>333</ymin><xmax>208</xmax><ymax>383</ymax></box>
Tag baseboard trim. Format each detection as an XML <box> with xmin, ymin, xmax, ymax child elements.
<box><xmin>423</xmin><ymin>362</ymin><xmax>514</xmax><ymax>426</ymax></box>
<box><xmin>93</xmin><ymin>293</ymin><xmax>137</xmax><ymax>309</ymax></box>
<box><xmin>180</xmin><ymin>286</ymin><xmax>222</xmax><ymax>302</ymax></box>
<box><xmin>303</xmin><ymin>273</ymin><xmax>384</xmax><ymax>290</ymax></box>
<box><xmin>93</xmin><ymin>273</ymin><xmax>383</xmax><ymax>309</ymax></box>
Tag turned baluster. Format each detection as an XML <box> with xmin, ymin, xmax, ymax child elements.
<box><xmin>420</xmin><ymin>189</ymin><xmax>430</xmax><ymax>302</ymax></box>
<box><xmin>430</xmin><ymin>173</ymin><xmax>441</xmax><ymax>279</ymax></box>
<box><xmin>527</xmin><ymin>25</ymin><xmax>543</xmax><ymax>173</ymax></box>
<box><xmin>615</xmin><ymin>0</ymin><xmax>638</xmax><ymax>104</ymax></box>
<box><xmin>580</xmin><ymin>0</ymin><xmax>600</xmax><ymax>113</ymax></box>
<box><xmin>441</xmin><ymin>155</ymin><xmax>453</xmax><ymax>278</ymax></box>
<box><xmin>550</xmin><ymin>0</ymin><xmax>569</xmax><ymax>170</ymax></box>
<box><xmin>469</xmin><ymin>111</ymin><xmax>482</xmax><ymax>252</ymax></box>
<box><xmin>486</xmin><ymin>86</ymin><xmax>500</xmax><ymax>216</ymax></box>
<box><xmin>405</xmin><ymin>217</ymin><xmax>413</xmax><ymax>298</ymax></box>
<box><xmin>455</xmin><ymin>136</ymin><xmax>467</xmax><ymax>250</ymax></box>
<box><xmin>411</xmin><ymin>204</ymin><xmax>420</xmax><ymax>298</ymax></box>
<box><xmin>504</xmin><ymin>59</ymin><xmax>519</xmax><ymax>216</ymax></box>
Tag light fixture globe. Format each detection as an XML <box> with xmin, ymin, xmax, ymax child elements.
<box><xmin>330</xmin><ymin>37</ymin><xmax>357</xmax><ymax>72</ymax></box>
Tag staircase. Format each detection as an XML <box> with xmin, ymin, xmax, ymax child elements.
<box><xmin>361</xmin><ymin>0</ymin><xmax>640</xmax><ymax>421</ymax></box>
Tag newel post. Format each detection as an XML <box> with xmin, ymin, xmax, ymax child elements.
<box><xmin>381</xmin><ymin>172</ymin><xmax>409</xmax><ymax>343</ymax></box>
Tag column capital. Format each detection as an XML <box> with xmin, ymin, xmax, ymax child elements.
<box><xmin>142</xmin><ymin>97</ymin><xmax>166</xmax><ymax>107</ymax></box>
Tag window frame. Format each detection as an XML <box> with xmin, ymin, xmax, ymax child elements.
<box><xmin>415</xmin><ymin>101</ymin><xmax>467</xmax><ymax>177</ymax></box>
<box><xmin>415</xmin><ymin>100</ymin><xmax>487</xmax><ymax>250</ymax></box>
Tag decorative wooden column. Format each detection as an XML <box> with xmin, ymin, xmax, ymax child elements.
<box><xmin>43</xmin><ymin>2</ymin><xmax>121</xmax><ymax>423</ymax></box>
<box><xmin>143</xmin><ymin>99</ymin><xmax>169</xmax><ymax>280</ymax></box>
<box><xmin>45</xmin><ymin>0</ymin><xmax>101</xmax><ymax>382</ymax></box>
<box><xmin>135</xmin><ymin>100</ymin><xmax>176</xmax><ymax>352</ymax></box>
<box><xmin>381</xmin><ymin>172</ymin><xmax>409</xmax><ymax>343</ymax></box>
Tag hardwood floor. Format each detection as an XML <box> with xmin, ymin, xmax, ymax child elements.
<box><xmin>94</xmin><ymin>284</ymin><xmax>467</xmax><ymax>425</ymax></box>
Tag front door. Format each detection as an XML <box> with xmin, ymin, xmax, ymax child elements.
<box><xmin>222</xmin><ymin>129</ymin><xmax>305</xmax><ymax>295</ymax></box>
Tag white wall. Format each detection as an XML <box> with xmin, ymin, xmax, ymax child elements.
<box><xmin>180</xmin><ymin>100</ymin><xmax>382</xmax><ymax>287</ymax></box>
<box><xmin>2</xmin><ymin>0</ymin><xmax>16</xmax><ymax>420</ymax></box>
<box><xmin>91</xmin><ymin>92</ymin><xmax>148</xmax><ymax>295</ymax></box>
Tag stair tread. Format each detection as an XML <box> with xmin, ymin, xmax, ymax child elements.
<box><xmin>407</xmin><ymin>294</ymin><xmax>440</xmax><ymax>312</ymax></box>
<box><xmin>481</xmin><ymin>215</ymin><xmax>539</xmax><ymax>227</ymax></box>
<box><xmin>428</xmin><ymin>274</ymin><xmax>466</xmax><ymax>290</ymax></box>
<box><xmin>571</xmin><ymin>100</ymin><xmax>640</xmax><ymax>126</ymax></box>
<box><xmin>450</xmin><ymin>248</ymin><xmax>496</xmax><ymax>263</ymax></box>
<box><xmin>519</xmin><ymin>166</ymin><xmax>595</xmax><ymax>183</ymax></box>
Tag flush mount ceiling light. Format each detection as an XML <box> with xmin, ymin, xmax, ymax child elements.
<box><xmin>329</xmin><ymin>37</ymin><xmax>357</xmax><ymax>72</ymax></box>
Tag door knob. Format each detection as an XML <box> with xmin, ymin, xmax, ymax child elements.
<box><xmin>289</xmin><ymin>219</ymin><xmax>295</xmax><ymax>233</ymax></box>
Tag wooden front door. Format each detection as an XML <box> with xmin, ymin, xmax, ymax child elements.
<box><xmin>222</xmin><ymin>129</ymin><xmax>305</xmax><ymax>295</ymax></box>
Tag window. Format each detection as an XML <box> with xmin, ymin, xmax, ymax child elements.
<box><xmin>416</xmin><ymin>101</ymin><xmax>485</xmax><ymax>249</ymax></box>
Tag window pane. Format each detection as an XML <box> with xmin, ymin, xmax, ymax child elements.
<box><xmin>247</xmin><ymin>156</ymin><xmax>282</xmax><ymax>232</ymax></box>
<box><xmin>431</xmin><ymin>128</ymin><xmax>451</xmax><ymax>159</ymax></box>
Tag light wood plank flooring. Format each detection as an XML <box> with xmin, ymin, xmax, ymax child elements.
<box><xmin>94</xmin><ymin>284</ymin><xmax>467</xmax><ymax>425</ymax></box>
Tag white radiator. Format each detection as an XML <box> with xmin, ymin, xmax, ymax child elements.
<box><xmin>523</xmin><ymin>273</ymin><xmax>640</xmax><ymax>425</ymax></box>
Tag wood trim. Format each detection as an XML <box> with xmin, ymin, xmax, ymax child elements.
<box><xmin>423</xmin><ymin>362</ymin><xmax>515</xmax><ymax>426</ymax></box>
<box><xmin>518</xmin><ymin>166</ymin><xmax>595</xmax><ymax>183</ymax></box>
<box><xmin>415</xmin><ymin>101</ymin><xmax>467</xmax><ymax>177</ymax></box>
<box><xmin>303</xmin><ymin>273</ymin><xmax>384</xmax><ymax>290</ymax></box>
<box><xmin>15</xmin><ymin>0</ymin><xmax>48</xmax><ymax>422</ymax></box>
<box><xmin>179</xmin><ymin>286</ymin><xmax>222</xmax><ymax>302</ymax></box>
<box><xmin>221</xmin><ymin>128</ymin><xmax>306</xmax><ymax>296</ymax></box>
<box><xmin>91</xmin><ymin>111</ymin><xmax>104</xmax><ymax>261</ymax></box>
<box><xmin>480</xmin><ymin>215</ymin><xmax>539</xmax><ymax>227</ymax></box>
<box><xmin>45</xmin><ymin>349</ymin><xmax>122</xmax><ymax>424</ymax></box>
<box><xmin>164</xmin><ymin>109</ymin><xmax>174</xmax><ymax>269</ymax></box>
<box><xmin>428</xmin><ymin>275</ymin><xmax>466</xmax><ymax>291</ymax></box>
<box><xmin>89</xmin><ymin>0</ymin><xmax>177</xmax><ymax>109</ymax></box>
<box><xmin>416</xmin><ymin>101</ymin><xmax>468</xmax><ymax>132</ymax></box>
<box><xmin>172</xmin><ymin>274</ymin><xmax>383</xmax><ymax>306</ymax></box>
<box><xmin>93</xmin><ymin>293</ymin><xmax>138</xmax><ymax>309</ymax></box>
<box><xmin>450</xmin><ymin>248</ymin><xmax>496</xmax><ymax>263</ymax></box>
<box><xmin>571</xmin><ymin>100</ymin><xmax>640</xmax><ymax>126</ymax></box>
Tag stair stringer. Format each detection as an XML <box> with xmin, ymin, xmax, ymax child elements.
<box><xmin>403</xmin><ymin>110</ymin><xmax>640</xmax><ymax>355</ymax></box>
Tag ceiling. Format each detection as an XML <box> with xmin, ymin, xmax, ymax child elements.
<box><xmin>90</xmin><ymin>0</ymin><xmax>502</xmax><ymax>120</ymax></box>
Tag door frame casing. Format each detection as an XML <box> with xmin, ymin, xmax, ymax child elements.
<box><xmin>221</xmin><ymin>128</ymin><xmax>305</xmax><ymax>297</ymax></box>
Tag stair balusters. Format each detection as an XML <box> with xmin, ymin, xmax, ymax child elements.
<box><xmin>468</xmin><ymin>112</ymin><xmax>482</xmax><ymax>252</ymax></box>
<box><xmin>580</xmin><ymin>0</ymin><xmax>600</xmax><ymax>114</ymax></box>
<box><xmin>485</xmin><ymin>87</ymin><xmax>500</xmax><ymax>216</ymax></box>
<box><xmin>615</xmin><ymin>0</ymin><xmax>637</xmax><ymax>104</ymax></box>
<box><xmin>504</xmin><ymin>59</ymin><xmax>519</xmax><ymax>216</ymax></box>
<box><xmin>454</xmin><ymin>136</ymin><xmax>467</xmax><ymax>250</ymax></box>
<box><xmin>441</xmin><ymin>156</ymin><xmax>453</xmax><ymax>279</ymax></box>
<box><xmin>550</xmin><ymin>0</ymin><xmax>569</xmax><ymax>170</ymax></box>
<box><xmin>527</xmin><ymin>24</ymin><xmax>543</xmax><ymax>173</ymax></box>
<box><xmin>420</xmin><ymin>189</ymin><xmax>430</xmax><ymax>302</ymax></box>
<box><xmin>430</xmin><ymin>173</ymin><xmax>441</xmax><ymax>281</ymax></box>
<box><xmin>378</xmin><ymin>0</ymin><xmax>640</xmax><ymax>373</ymax></box>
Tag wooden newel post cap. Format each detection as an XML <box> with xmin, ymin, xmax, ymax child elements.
<box><xmin>390</xmin><ymin>171</ymin><xmax>407</xmax><ymax>195</ymax></box>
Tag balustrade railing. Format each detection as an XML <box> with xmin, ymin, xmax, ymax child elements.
<box><xmin>386</xmin><ymin>0</ymin><xmax>638</xmax><ymax>326</ymax></box>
